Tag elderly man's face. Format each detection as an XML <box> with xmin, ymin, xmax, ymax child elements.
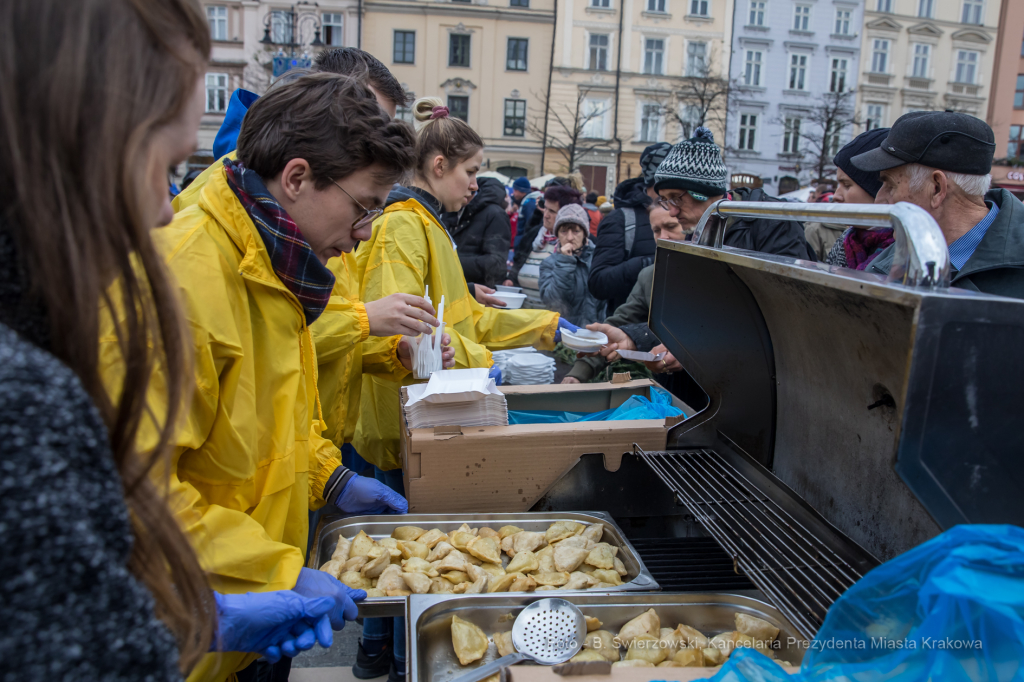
<box><xmin>876</xmin><ymin>166</ymin><xmax>921</xmax><ymax>206</ymax></box>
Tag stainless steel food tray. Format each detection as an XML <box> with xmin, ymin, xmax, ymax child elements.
<box><xmin>406</xmin><ymin>592</ymin><xmax>808</xmax><ymax>682</ymax></box>
<box><xmin>309</xmin><ymin>512</ymin><xmax>659</xmax><ymax>617</ymax></box>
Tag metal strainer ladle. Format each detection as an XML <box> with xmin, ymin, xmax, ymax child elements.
<box><xmin>450</xmin><ymin>598</ymin><xmax>587</xmax><ymax>682</ymax></box>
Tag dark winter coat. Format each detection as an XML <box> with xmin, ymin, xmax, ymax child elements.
<box><xmin>539</xmin><ymin>242</ymin><xmax>606</xmax><ymax>326</ymax></box>
<box><xmin>0</xmin><ymin>229</ymin><xmax>182</xmax><ymax>681</ymax></box>
<box><xmin>444</xmin><ymin>178</ymin><xmax>512</xmax><ymax>288</ymax></box>
<box><xmin>723</xmin><ymin>187</ymin><xmax>816</xmax><ymax>260</ymax></box>
<box><xmin>587</xmin><ymin>177</ymin><xmax>656</xmax><ymax>313</ymax></box>
<box><xmin>866</xmin><ymin>188</ymin><xmax>1024</xmax><ymax>300</ymax></box>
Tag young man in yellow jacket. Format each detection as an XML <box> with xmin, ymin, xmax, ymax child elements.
<box><xmin>101</xmin><ymin>74</ymin><xmax>438</xmax><ymax>682</ymax></box>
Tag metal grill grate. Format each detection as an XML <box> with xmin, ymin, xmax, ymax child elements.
<box><xmin>635</xmin><ymin>446</ymin><xmax>865</xmax><ymax>639</ymax></box>
<box><xmin>630</xmin><ymin>537</ymin><xmax>756</xmax><ymax>592</ymax></box>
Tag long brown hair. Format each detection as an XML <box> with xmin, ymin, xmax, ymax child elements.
<box><xmin>0</xmin><ymin>0</ymin><xmax>215</xmax><ymax>671</ymax></box>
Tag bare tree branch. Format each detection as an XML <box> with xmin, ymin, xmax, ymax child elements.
<box><xmin>528</xmin><ymin>88</ymin><xmax>611</xmax><ymax>174</ymax></box>
<box><xmin>769</xmin><ymin>89</ymin><xmax>861</xmax><ymax>182</ymax></box>
<box><xmin>656</xmin><ymin>46</ymin><xmax>736</xmax><ymax>142</ymax></box>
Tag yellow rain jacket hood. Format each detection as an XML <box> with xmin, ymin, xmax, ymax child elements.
<box><xmin>101</xmin><ymin>164</ymin><xmax>345</xmax><ymax>682</ymax></box>
<box><xmin>353</xmin><ymin>188</ymin><xmax>559</xmax><ymax>471</ymax></box>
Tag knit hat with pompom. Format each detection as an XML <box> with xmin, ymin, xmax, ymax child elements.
<box><xmin>653</xmin><ymin>126</ymin><xmax>728</xmax><ymax>197</ymax></box>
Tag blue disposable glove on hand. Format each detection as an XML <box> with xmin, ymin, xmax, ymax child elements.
<box><xmin>292</xmin><ymin>567</ymin><xmax>365</xmax><ymax>631</ymax></box>
<box><xmin>488</xmin><ymin>364</ymin><xmax>503</xmax><ymax>386</ymax></box>
<box><xmin>212</xmin><ymin>590</ymin><xmax>334</xmax><ymax>663</ymax></box>
<box><xmin>554</xmin><ymin>316</ymin><xmax>580</xmax><ymax>343</ymax></box>
<box><xmin>335</xmin><ymin>475</ymin><xmax>409</xmax><ymax>514</ymax></box>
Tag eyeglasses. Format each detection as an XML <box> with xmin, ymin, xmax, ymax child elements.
<box><xmin>332</xmin><ymin>179</ymin><xmax>384</xmax><ymax>227</ymax></box>
<box><xmin>657</xmin><ymin>190</ymin><xmax>709</xmax><ymax>210</ymax></box>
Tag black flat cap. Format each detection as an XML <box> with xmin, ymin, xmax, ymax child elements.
<box><xmin>851</xmin><ymin>111</ymin><xmax>995</xmax><ymax>175</ymax></box>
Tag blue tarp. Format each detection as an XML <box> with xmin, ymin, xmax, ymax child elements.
<box><xmin>507</xmin><ymin>387</ymin><xmax>684</xmax><ymax>425</ymax></box>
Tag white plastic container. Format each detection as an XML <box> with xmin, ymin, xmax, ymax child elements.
<box><xmin>491</xmin><ymin>291</ymin><xmax>526</xmax><ymax>309</ymax></box>
<box><xmin>495</xmin><ymin>285</ymin><xmax>523</xmax><ymax>294</ymax></box>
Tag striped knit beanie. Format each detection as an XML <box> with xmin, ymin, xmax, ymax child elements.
<box><xmin>640</xmin><ymin>142</ymin><xmax>672</xmax><ymax>188</ymax></box>
<box><xmin>654</xmin><ymin>126</ymin><xmax>728</xmax><ymax>197</ymax></box>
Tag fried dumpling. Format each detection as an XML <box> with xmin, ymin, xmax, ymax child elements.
<box><xmin>498</xmin><ymin>525</ymin><xmax>524</xmax><ymax>539</ymax></box>
<box><xmin>486</xmin><ymin>574</ymin><xmax>516</xmax><ymax>592</ymax></box>
<box><xmin>402</xmin><ymin>557</ymin><xmax>433</xmax><ymax>574</ymax></box>
<box><xmin>532</xmin><ymin>572</ymin><xmax>570</xmax><ymax>587</ymax></box>
<box><xmin>451</xmin><ymin>615</ymin><xmax>489</xmax><ymax>666</ymax></box>
<box><xmin>442</xmin><ymin>570</ymin><xmax>470</xmax><ymax>585</ymax></box>
<box><xmin>672</xmin><ymin>647</ymin><xmax>704</xmax><ymax>667</ymax></box>
<box><xmin>506</xmin><ymin>550</ymin><xmax>539</xmax><ymax>574</ymax></box>
<box><xmin>659</xmin><ymin>627</ymin><xmax>684</xmax><ymax>651</ymax></box>
<box><xmin>657</xmin><ymin>661</ymin><xmax>685</xmax><ymax>667</ymax></box>
<box><xmin>584</xmin><ymin>543</ymin><xmax>618</xmax><ymax>570</ymax></box>
<box><xmin>570</xmin><ymin>650</ymin><xmax>607</xmax><ymax>663</ymax></box>
<box><xmin>364</xmin><ymin>588</ymin><xmax>386</xmax><ymax>598</ymax></box>
<box><xmin>416</xmin><ymin>529</ymin><xmax>449</xmax><ymax>549</ymax></box>
<box><xmin>452</xmin><ymin>583</ymin><xmax>470</xmax><ymax>594</ymax></box>
<box><xmin>398</xmin><ymin>540</ymin><xmax>428</xmax><ymax>560</ymax></box>
<box><xmin>339</xmin><ymin>571</ymin><xmax>372</xmax><ymax>590</ymax></box>
<box><xmin>554</xmin><ymin>543</ymin><xmax>589</xmax><ymax>573</ymax></box>
<box><xmin>583</xmin><ymin>630</ymin><xmax>619</xmax><ymax>661</ymax></box>
<box><xmin>450</xmin><ymin>531</ymin><xmax>476</xmax><ymax>552</ymax></box>
<box><xmin>564</xmin><ymin>571</ymin><xmax>598</xmax><ymax>590</ymax></box>
<box><xmin>556</xmin><ymin>536</ymin><xmax>594</xmax><ymax>551</ymax></box>
<box><xmin>429</xmin><ymin>577</ymin><xmax>454</xmax><ymax>594</ymax></box>
<box><xmin>545</xmin><ymin>521</ymin><xmax>584</xmax><ymax>543</ymax></box>
<box><xmin>493</xmin><ymin>631</ymin><xmax>516</xmax><ymax>657</ymax></box>
<box><xmin>376</xmin><ymin>565</ymin><xmax>406</xmax><ymax>593</ymax></box>
<box><xmin>361</xmin><ymin>552</ymin><xmax>391</xmax><ymax>578</ymax></box>
<box><xmin>455</xmin><ymin>523</ymin><xmax>474</xmax><ymax>534</ymax></box>
<box><xmin>392</xmin><ymin>526</ymin><xmax>426</xmax><ymax>542</ymax></box>
<box><xmin>500</xmin><ymin>534</ymin><xmax>517</xmax><ymax>557</ymax></box>
<box><xmin>710</xmin><ymin>632</ymin><xmax>741</xmax><ymax>657</ymax></box>
<box><xmin>350</xmin><ymin>531</ymin><xmax>376</xmax><ymax>558</ymax></box>
<box><xmin>463</xmin><ymin>564</ymin><xmax>489</xmax><ymax>594</ymax></box>
<box><xmin>331</xmin><ymin>535</ymin><xmax>352</xmax><ymax>563</ymax></box>
<box><xmin>512</xmin><ymin>531</ymin><xmax>546</xmax><ymax>554</ymax></box>
<box><xmin>478</xmin><ymin>527</ymin><xmax>500</xmax><ymax>540</ymax></box>
<box><xmin>437</xmin><ymin>549</ymin><xmax>471</xmax><ymax>573</ymax></box>
<box><xmin>618</xmin><ymin>608</ymin><xmax>660</xmax><ymax>646</ymax></box>
<box><xmin>735</xmin><ymin>614</ymin><xmax>780</xmax><ymax>643</ymax></box>
<box><xmin>427</xmin><ymin>541</ymin><xmax>456</xmax><ymax>562</ymax></box>
<box><xmin>625</xmin><ymin>634</ymin><xmax>667</xmax><ymax>665</ymax></box>
<box><xmin>343</xmin><ymin>556</ymin><xmax>369</xmax><ymax>572</ymax></box>
<box><xmin>702</xmin><ymin>646</ymin><xmax>726</xmax><ymax>666</ymax></box>
<box><xmin>377</xmin><ymin>537</ymin><xmax>403</xmax><ymax>559</ymax></box>
<box><xmin>318</xmin><ymin>560</ymin><xmax>344</xmax><ymax>579</ymax></box>
<box><xmin>537</xmin><ymin>552</ymin><xmax>556</xmax><ymax>574</ymax></box>
<box><xmin>613</xmin><ymin>557</ymin><xmax>627</xmax><ymax>577</ymax></box>
<box><xmin>479</xmin><ymin>562</ymin><xmax>506</xmax><ymax>578</ymax></box>
<box><xmin>674</xmin><ymin>624</ymin><xmax>709</xmax><ymax>649</ymax></box>
<box><xmin>466</xmin><ymin>536</ymin><xmax>501</xmax><ymax>564</ymax></box>
<box><xmin>589</xmin><ymin>569</ymin><xmax>622</xmax><ymax>586</ymax></box>
<box><xmin>581</xmin><ymin>524</ymin><xmax>605</xmax><ymax>544</ymax></box>
<box><xmin>402</xmin><ymin>572</ymin><xmax>432</xmax><ymax>594</ymax></box>
<box><xmin>585</xmin><ymin>616</ymin><xmax>603</xmax><ymax>632</ymax></box>
<box><xmin>508</xmin><ymin>573</ymin><xmax>537</xmax><ymax>592</ymax></box>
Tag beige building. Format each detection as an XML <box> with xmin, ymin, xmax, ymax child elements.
<box><xmin>196</xmin><ymin>1</ymin><xmax>359</xmax><ymax>156</ymax></box>
<box><xmin>361</xmin><ymin>0</ymin><xmax>556</xmax><ymax>177</ymax></box>
<box><xmin>543</xmin><ymin>0</ymin><xmax>734</xmax><ymax>195</ymax></box>
<box><xmin>856</xmin><ymin>0</ymin><xmax>1000</xmax><ymax>133</ymax></box>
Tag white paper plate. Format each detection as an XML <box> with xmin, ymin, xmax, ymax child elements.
<box><xmin>508</xmin><ymin>354</ymin><xmax>554</xmax><ymax>368</ymax></box>
<box><xmin>561</xmin><ymin>329</ymin><xmax>608</xmax><ymax>352</ymax></box>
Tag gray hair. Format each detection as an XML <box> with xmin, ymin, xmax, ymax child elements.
<box><xmin>906</xmin><ymin>163</ymin><xmax>991</xmax><ymax>198</ymax></box>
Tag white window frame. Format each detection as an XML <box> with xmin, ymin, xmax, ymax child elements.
<box><xmin>877</xmin><ymin>0</ymin><xmax>892</xmax><ymax>10</ymax></box>
<box><xmin>738</xmin><ymin>112</ymin><xmax>759</xmax><ymax>151</ymax></box>
<box><xmin>871</xmin><ymin>39</ymin><xmax>890</xmax><ymax>73</ymax></box>
<box><xmin>793</xmin><ymin>5</ymin><xmax>811</xmax><ymax>31</ymax></box>
<box><xmin>782</xmin><ymin>117</ymin><xmax>801</xmax><ymax>153</ymax></box>
<box><xmin>503</xmin><ymin>98</ymin><xmax>527</xmax><ymax>137</ymax></box>
<box><xmin>322</xmin><ymin>12</ymin><xmax>343</xmax><ymax>47</ymax></box>
<box><xmin>207</xmin><ymin>5</ymin><xmax>227</xmax><ymax>41</ymax></box>
<box><xmin>587</xmin><ymin>33</ymin><xmax>611</xmax><ymax>71</ymax></box>
<box><xmin>830</xmin><ymin>57</ymin><xmax>848</xmax><ymax>92</ymax></box>
<box><xmin>646</xmin><ymin>0</ymin><xmax>666</xmax><ymax>12</ymax></box>
<box><xmin>749</xmin><ymin>0</ymin><xmax>765</xmax><ymax>25</ymax></box>
<box><xmin>205</xmin><ymin>72</ymin><xmax>228</xmax><ymax>113</ymax></box>
<box><xmin>639</xmin><ymin>102</ymin><xmax>663</xmax><ymax>142</ymax></box>
<box><xmin>834</xmin><ymin>9</ymin><xmax>851</xmax><ymax>35</ymax></box>
<box><xmin>866</xmin><ymin>103</ymin><xmax>885</xmax><ymax>130</ymax></box>
<box><xmin>961</xmin><ymin>0</ymin><xmax>983</xmax><ymax>24</ymax></box>
<box><xmin>582</xmin><ymin>98</ymin><xmax>609</xmax><ymax>138</ymax></box>
<box><xmin>911</xmin><ymin>43</ymin><xmax>931</xmax><ymax>78</ymax></box>
<box><xmin>918</xmin><ymin>0</ymin><xmax>934</xmax><ymax>18</ymax></box>
<box><xmin>744</xmin><ymin>49</ymin><xmax>763</xmax><ymax>86</ymax></box>
<box><xmin>590</xmin><ymin>0</ymin><xmax>611</xmax><ymax>8</ymax></box>
<box><xmin>955</xmin><ymin>50</ymin><xmax>979</xmax><ymax>84</ymax></box>
<box><xmin>788</xmin><ymin>53</ymin><xmax>808</xmax><ymax>90</ymax></box>
<box><xmin>690</xmin><ymin>0</ymin><xmax>710</xmax><ymax>16</ymax></box>
<box><xmin>643</xmin><ymin>37</ymin><xmax>665</xmax><ymax>75</ymax></box>
<box><xmin>686</xmin><ymin>41</ymin><xmax>707</xmax><ymax>76</ymax></box>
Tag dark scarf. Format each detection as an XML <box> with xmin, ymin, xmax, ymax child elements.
<box><xmin>223</xmin><ymin>159</ymin><xmax>334</xmax><ymax>325</ymax></box>
<box><xmin>844</xmin><ymin>227</ymin><xmax>895</xmax><ymax>271</ymax></box>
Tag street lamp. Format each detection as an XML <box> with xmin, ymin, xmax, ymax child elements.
<box><xmin>260</xmin><ymin>1</ymin><xmax>325</xmax><ymax>77</ymax></box>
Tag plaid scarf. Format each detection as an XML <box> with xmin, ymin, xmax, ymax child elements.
<box><xmin>223</xmin><ymin>159</ymin><xmax>335</xmax><ymax>325</ymax></box>
<box><xmin>844</xmin><ymin>227</ymin><xmax>895</xmax><ymax>271</ymax></box>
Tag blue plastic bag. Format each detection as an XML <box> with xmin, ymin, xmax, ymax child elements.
<box><xmin>707</xmin><ymin>524</ymin><xmax>1024</xmax><ymax>681</ymax></box>
<box><xmin>507</xmin><ymin>387</ymin><xmax>684</xmax><ymax>425</ymax></box>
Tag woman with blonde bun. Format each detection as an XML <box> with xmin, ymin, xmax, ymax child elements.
<box><xmin>353</xmin><ymin>95</ymin><xmax>578</xmax><ymax>475</ymax></box>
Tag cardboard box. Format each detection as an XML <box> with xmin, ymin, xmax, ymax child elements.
<box><xmin>399</xmin><ymin>379</ymin><xmax>690</xmax><ymax>513</ymax></box>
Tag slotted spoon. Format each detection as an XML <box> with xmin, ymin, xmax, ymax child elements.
<box><xmin>449</xmin><ymin>598</ymin><xmax>587</xmax><ymax>682</ymax></box>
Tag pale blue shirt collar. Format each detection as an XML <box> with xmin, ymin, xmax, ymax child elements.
<box><xmin>948</xmin><ymin>201</ymin><xmax>998</xmax><ymax>272</ymax></box>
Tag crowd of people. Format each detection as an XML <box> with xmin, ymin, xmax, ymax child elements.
<box><xmin>2</xmin><ymin>1</ymin><xmax>1023</xmax><ymax>681</ymax></box>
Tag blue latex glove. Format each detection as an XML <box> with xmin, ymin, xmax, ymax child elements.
<box><xmin>554</xmin><ymin>316</ymin><xmax>580</xmax><ymax>343</ymax></box>
<box><xmin>335</xmin><ymin>474</ymin><xmax>409</xmax><ymax>514</ymax></box>
<box><xmin>212</xmin><ymin>590</ymin><xmax>334</xmax><ymax>663</ymax></box>
<box><xmin>292</xmin><ymin>567</ymin><xmax>365</xmax><ymax>631</ymax></box>
<box><xmin>488</xmin><ymin>364</ymin><xmax>503</xmax><ymax>386</ymax></box>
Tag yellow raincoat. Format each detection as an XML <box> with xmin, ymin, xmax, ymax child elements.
<box><xmin>353</xmin><ymin>196</ymin><xmax>559</xmax><ymax>470</ymax></box>
<box><xmin>101</xmin><ymin>164</ymin><xmax>344</xmax><ymax>682</ymax></box>
<box><xmin>313</xmin><ymin>253</ymin><xmax>409</xmax><ymax>447</ymax></box>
